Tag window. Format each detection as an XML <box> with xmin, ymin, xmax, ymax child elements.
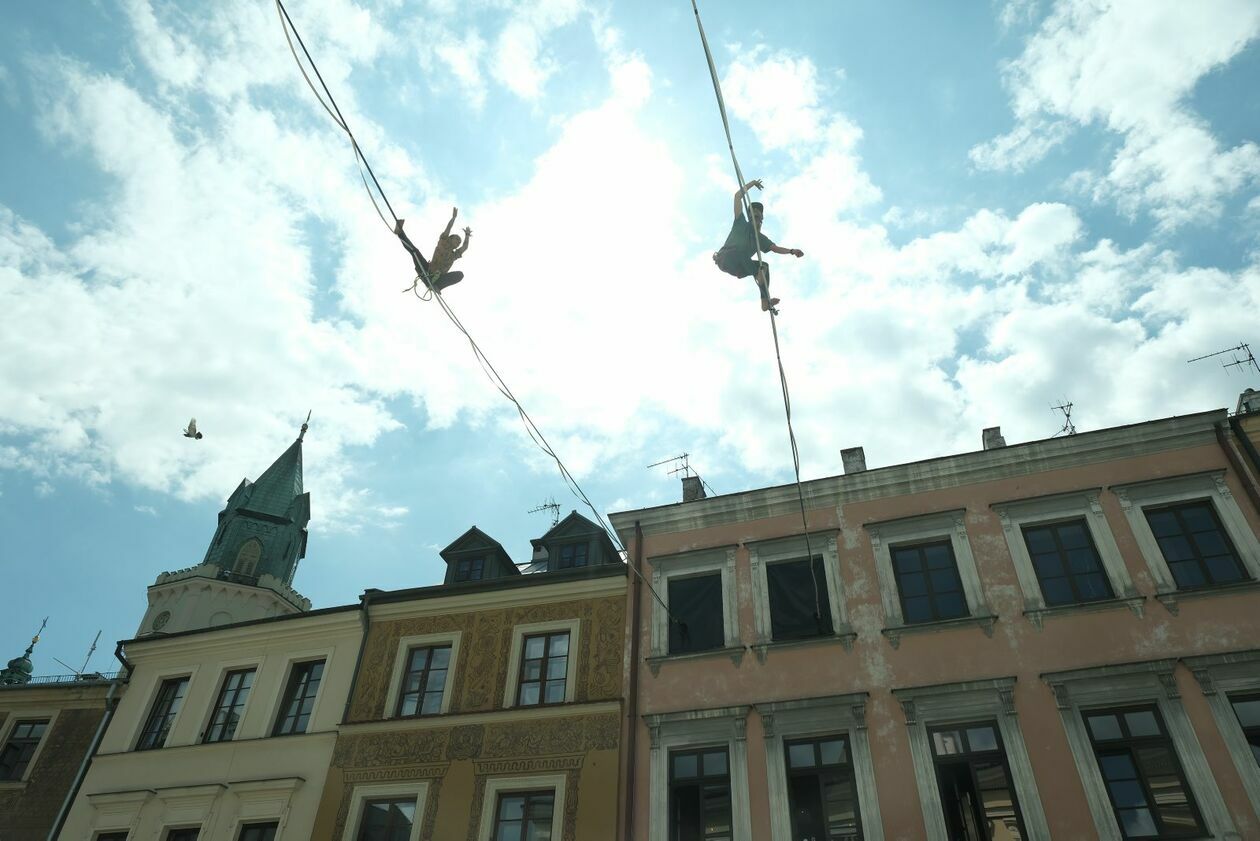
<box><xmin>1144</xmin><ymin>502</ymin><xmax>1246</xmax><ymax>589</ymax></box>
<box><xmin>455</xmin><ymin>557</ymin><xmax>484</xmax><ymax>582</ymax></box>
<box><xmin>356</xmin><ymin>797</ymin><xmax>415</xmax><ymax>841</ymax></box>
<box><xmin>204</xmin><ymin>668</ymin><xmax>255</xmax><ymax>743</ymax></box>
<box><xmin>1084</xmin><ymin>706</ymin><xmax>1205</xmax><ymax>838</ymax></box>
<box><xmin>0</xmin><ymin>719</ymin><xmax>48</xmax><ymax>780</ymax></box>
<box><xmin>1022</xmin><ymin>520</ymin><xmax>1114</xmax><ymax>606</ymax></box>
<box><xmin>516</xmin><ymin>632</ymin><xmax>568</xmax><ymax>706</ymax></box>
<box><xmin>1230</xmin><ymin>694</ymin><xmax>1260</xmax><ymax>769</ymax></box>
<box><xmin>138</xmin><ymin>677</ymin><xmax>189</xmax><ymax>750</ymax></box>
<box><xmin>235</xmin><ymin>539</ymin><xmax>262</xmax><ymax>577</ymax></box>
<box><xmin>95</xmin><ymin>833</ymin><xmax>130</xmax><ymax>841</ymax></box>
<box><xmin>557</xmin><ymin>541</ymin><xmax>589</xmax><ymax>569</ymax></box>
<box><xmin>766</xmin><ymin>556</ymin><xmax>833</xmax><ymax>641</ymax></box>
<box><xmin>668</xmin><ymin>573</ymin><xmax>725</xmax><ymax>654</ymax></box>
<box><xmin>492</xmin><ymin>791</ymin><xmax>554</xmax><ymax>841</ymax></box>
<box><xmin>237</xmin><ymin>824</ymin><xmax>277</xmax><ymax>841</ymax></box>
<box><xmin>670</xmin><ymin>748</ymin><xmax>732</xmax><ymax>841</ymax></box>
<box><xmin>273</xmin><ymin>659</ymin><xmax>324</xmax><ymax>735</ymax></box>
<box><xmin>891</xmin><ymin>541</ymin><xmax>969</xmax><ymax>624</ymax></box>
<box><xmin>929</xmin><ymin>722</ymin><xmax>1026</xmax><ymax>840</ymax></box>
<box><xmin>396</xmin><ymin>645</ymin><xmax>450</xmax><ymax>717</ymax></box>
<box><xmin>166</xmin><ymin>830</ymin><xmax>200</xmax><ymax>841</ymax></box>
<box><xmin>783</xmin><ymin>735</ymin><xmax>862</xmax><ymax>840</ymax></box>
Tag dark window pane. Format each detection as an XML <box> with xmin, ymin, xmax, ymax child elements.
<box><xmin>1146</xmin><ymin>511</ymin><xmax>1179</xmax><ymax>537</ymax></box>
<box><xmin>204</xmin><ymin>669</ymin><xmax>255</xmax><ymax>743</ymax></box>
<box><xmin>166</xmin><ymin>831</ymin><xmax>201</xmax><ymax>841</ymax></box>
<box><xmin>397</xmin><ymin>644</ymin><xmax>451</xmax><ymax>717</ymax></box>
<box><xmin>359</xmin><ymin>797</ymin><xmax>415</xmax><ymax>841</ymax></box>
<box><xmin>670</xmin><ymin>749</ymin><xmax>731</xmax><ymax>841</ymax></box>
<box><xmin>237</xmin><ymin>823</ymin><xmax>278</xmax><ymax>841</ymax></box>
<box><xmin>1231</xmin><ymin>697</ymin><xmax>1260</xmax><ymax>728</ymax></box>
<box><xmin>668</xmin><ymin>573</ymin><xmax>725</xmax><ymax>654</ymax></box>
<box><xmin>1024</xmin><ymin>520</ymin><xmax>1113</xmax><ymax>606</ymax></box>
<box><xmin>703</xmin><ymin>751</ymin><xmax>728</xmax><ymax>777</ymax></box>
<box><xmin>899</xmin><ymin>571</ymin><xmax>928</xmax><ymax>597</ymax></box>
<box><xmin>894</xmin><ymin>541</ymin><xmax>969</xmax><ymax>624</ymax></box>
<box><xmin>1041</xmin><ymin>577</ymin><xmax>1075</xmax><ymax>607</ymax></box>
<box><xmin>818</xmin><ymin>738</ymin><xmax>847</xmax><ymax>766</ymax></box>
<box><xmin>902</xmin><ymin>595</ymin><xmax>933</xmax><ymax>624</ymax></box>
<box><xmin>1124</xmin><ymin>711</ymin><xmax>1160</xmax><ymax>738</ymax></box>
<box><xmin>273</xmin><ymin>660</ymin><xmax>324</xmax><ymax>736</ymax></box>
<box><xmin>1118</xmin><ymin>808</ymin><xmax>1158</xmax><ymax>837</ymax></box>
<box><xmin>1168</xmin><ymin>560</ymin><xmax>1206</xmax><ymax>589</ymax></box>
<box><xmin>138</xmin><ymin>678</ymin><xmax>189</xmax><ymax>750</ymax></box>
<box><xmin>1088</xmin><ymin>714</ymin><xmax>1122</xmax><ymax>741</ymax></box>
<box><xmin>1205</xmin><ymin>555</ymin><xmax>1244</xmax><ymax>583</ymax></box>
<box><xmin>892</xmin><ymin>547</ymin><xmax>922</xmax><ymax>574</ymax></box>
<box><xmin>766</xmin><ymin>557</ymin><xmax>833</xmax><ymax>641</ymax></box>
<box><xmin>788</xmin><ymin>742</ymin><xmax>815</xmax><ymax>768</ymax></box>
<box><xmin>1077</xmin><ymin>573</ymin><xmax>1112</xmax><ymax>601</ymax></box>
<box><xmin>923</xmin><ymin>543</ymin><xmax>953</xmax><ymax>569</ymax></box>
<box><xmin>0</xmin><ymin>719</ymin><xmax>50</xmax><ymax>780</ymax></box>
<box><xmin>517</xmin><ymin>632</ymin><xmax>569</xmax><ymax>707</ymax></box>
<box><xmin>1146</xmin><ymin>502</ymin><xmax>1246</xmax><ymax>590</ymax></box>
<box><xmin>1031</xmin><ymin>552</ymin><xmax>1065</xmax><ymax>578</ymax></box>
<box><xmin>1024</xmin><ymin>527</ymin><xmax>1056</xmax><ymax>554</ymax></box>
<box><xmin>966</xmin><ymin>726</ymin><xmax>998</xmax><ymax>752</ymax></box>
<box><xmin>935</xmin><ymin>592</ymin><xmax>968</xmax><ymax>620</ymax></box>
<box><xmin>673</xmin><ymin>753</ymin><xmax>698</xmax><ymax>779</ymax></box>
<box><xmin>1058</xmin><ymin>522</ymin><xmax>1089</xmax><ymax>548</ymax></box>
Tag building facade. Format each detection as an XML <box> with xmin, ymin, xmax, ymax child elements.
<box><xmin>312</xmin><ymin>514</ymin><xmax>627</xmax><ymax>841</ymax></box>
<box><xmin>610</xmin><ymin>399</ymin><xmax>1260</xmax><ymax>841</ymax></box>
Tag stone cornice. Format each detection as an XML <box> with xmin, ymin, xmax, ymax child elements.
<box><xmin>611</xmin><ymin>410</ymin><xmax>1225</xmax><ymax>539</ymax></box>
<box><xmin>366</xmin><ymin>571</ymin><xmax>627</xmax><ymax>621</ymax></box>
<box><xmin>122</xmin><ymin>606</ymin><xmax>361</xmax><ymax>659</ymax></box>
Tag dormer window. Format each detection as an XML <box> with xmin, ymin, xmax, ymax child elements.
<box><xmin>455</xmin><ymin>557</ymin><xmax>485</xmax><ymax>582</ymax></box>
<box><xmin>557</xmin><ymin>542</ymin><xmax>588</xmax><ymax>569</ymax></box>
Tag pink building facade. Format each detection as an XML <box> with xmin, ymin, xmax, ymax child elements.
<box><xmin>611</xmin><ymin>404</ymin><xmax>1260</xmax><ymax>841</ymax></box>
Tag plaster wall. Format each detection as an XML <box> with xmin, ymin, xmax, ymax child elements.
<box><xmin>622</xmin><ymin>432</ymin><xmax>1260</xmax><ymax>839</ymax></box>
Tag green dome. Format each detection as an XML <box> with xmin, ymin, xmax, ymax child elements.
<box><xmin>0</xmin><ymin>641</ymin><xmax>36</xmax><ymax>685</ymax></box>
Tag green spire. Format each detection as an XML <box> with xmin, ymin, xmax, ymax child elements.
<box><xmin>246</xmin><ymin>436</ymin><xmax>304</xmax><ymax>518</ymax></box>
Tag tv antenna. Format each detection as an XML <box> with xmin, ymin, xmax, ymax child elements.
<box><xmin>1051</xmin><ymin>400</ymin><xmax>1076</xmax><ymax>437</ymax></box>
<box><xmin>527</xmin><ymin>497</ymin><xmax>561</xmax><ymax>527</ymax></box>
<box><xmin>1187</xmin><ymin>343</ymin><xmax>1259</xmax><ymax>375</ymax></box>
<box><xmin>647</xmin><ymin>453</ymin><xmax>717</xmax><ymax>495</ymax></box>
<box><xmin>53</xmin><ymin>630</ymin><xmax>101</xmax><ymax>677</ymax></box>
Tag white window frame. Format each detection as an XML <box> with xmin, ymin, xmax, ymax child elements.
<box><xmin>199</xmin><ymin>656</ymin><xmax>264</xmax><ymax>743</ymax></box>
<box><xmin>758</xmin><ymin>694</ymin><xmax>884</xmax><ymax>841</ymax></box>
<box><xmin>1043</xmin><ymin>659</ymin><xmax>1239</xmax><ymax>840</ymax></box>
<box><xmin>1111</xmin><ymin>470</ymin><xmax>1260</xmax><ymax>612</ymax></box>
<box><xmin>134</xmin><ymin>667</ymin><xmax>199</xmax><ymax>750</ymax></box>
<box><xmin>268</xmin><ymin>647</ymin><xmax>334</xmax><ymax>736</ymax></box>
<box><xmin>992</xmin><ymin>489</ymin><xmax>1143</xmax><ymax>626</ymax></box>
<box><xmin>891</xmin><ymin>678</ymin><xmax>1050</xmax><ymax>841</ymax></box>
<box><xmin>645</xmin><ymin>706</ymin><xmax>752</xmax><ymax>841</ymax></box>
<box><xmin>340</xmin><ymin>781</ymin><xmax>430</xmax><ymax>841</ymax></box>
<box><xmin>647</xmin><ymin>546</ymin><xmax>742</xmax><ymax>673</ymax></box>
<box><xmin>475</xmin><ymin>773</ymin><xmax>565</xmax><ymax>841</ymax></box>
<box><xmin>748</xmin><ymin>533</ymin><xmax>856</xmax><ymax>661</ymax></box>
<box><xmin>0</xmin><ymin>708</ymin><xmax>59</xmax><ymax>785</ymax></box>
<box><xmin>502</xmin><ymin>619</ymin><xmax>580</xmax><ymax>708</ymax></box>
<box><xmin>1183</xmin><ymin>649</ymin><xmax>1260</xmax><ymax>818</ymax></box>
<box><xmin>864</xmin><ymin>509</ymin><xmax>994</xmax><ymax>647</ymax></box>
<box><xmin>383</xmin><ymin>631</ymin><xmax>462</xmax><ymax>718</ymax></box>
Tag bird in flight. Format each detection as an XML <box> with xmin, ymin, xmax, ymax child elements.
<box><xmin>183</xmin><ymin>418</ymin><xmax>203</xmax><ymax>440</ymax></box>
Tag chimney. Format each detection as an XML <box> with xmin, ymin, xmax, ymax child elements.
<box><xmin>841</xmin><ymin>446</ymin><xmax>866</xmax><ymax>474</ymax></box>
<box><xmin>1239</xmin><ymin>388</ymin><xmax>1260</xmax><ymax>415</ymax></box>
<box><xmin>983</xmin><ymin>426</ymin><xmax>1007</xmax><ymax>450</ymax></box>
<box><xmin>682</xmin><ymin>475</ymin><xmax>707</xmax><ymax>502</ymax></box>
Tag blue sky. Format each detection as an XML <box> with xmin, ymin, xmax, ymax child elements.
<box><xmin>2</xmin><ymin>0</ymin><xmax>1259</xmax><ymax>674</ymax></box>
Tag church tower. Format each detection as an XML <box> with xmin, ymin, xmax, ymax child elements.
<box><xmin>137</xmin><ymin>419</ymin><xmax>314</xmax><ymax>637</ymax></box>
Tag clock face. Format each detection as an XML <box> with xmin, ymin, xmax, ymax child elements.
<box><xmin>152</xmin><ymin>610</ymin><xmax>171</xmax><ymax>631</ymax></box>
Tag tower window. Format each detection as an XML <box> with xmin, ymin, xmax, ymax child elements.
<box><xmin>234</xmin><ymin>539</ymin><xmax>262</xmax><ymax>578</ymax></box>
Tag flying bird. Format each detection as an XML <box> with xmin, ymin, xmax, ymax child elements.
<box><xmin>183</xmin><ymin>418</ymin><xmax>203</xmax><ymax>439</ymax></box>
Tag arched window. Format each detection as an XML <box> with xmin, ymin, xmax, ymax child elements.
<box><xmin>234</xmin><ymin>539</ymin><xmax>262</xmax><ymax>578</ymax></box>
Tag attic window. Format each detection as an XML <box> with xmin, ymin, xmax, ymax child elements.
<box><xmin>234</xmin><ymin>539</ymin><xmax>262</xmax><ymax>578</ymax></box>
<box><xmin>558</xmin><ymin>542</ymin><xmax>589</xmax><ymax>569</ymax></box>
<box><xmin>456</xmin><ymin>557</ymin><xmax>485</xmax><ymax>582</ymax></box>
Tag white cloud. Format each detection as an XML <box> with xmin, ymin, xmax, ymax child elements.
<box><xmin>973</xmin><ymin>0</ymin><xmax>1260</xmax><ymax>228</ymax></box>
<box><xmin>35</xmin><ymin>481</ymin><xmax>55</xmax><ymax>498</ymax></box>
<box><xmin>134</xmin><ymin>504</ymin><xmax>157</xmax><ymax>516</ymax></box>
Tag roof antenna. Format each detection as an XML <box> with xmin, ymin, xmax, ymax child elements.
<box><xmin>527</xmin><ymin>497</ymin><xmax>561</xmax><ymax>527</ymax></box>
<box><xmin>53</xmin><ymin>630</ymin><xmax>101</xmax><ymax>678</ymax></box>
<box><xmin>1187</xmin><ymin>343</ymin><xmax>1260</xmax><ymax>376</ymax></box>
<box><xmin>648</xmin><ymin>453</ymin><xmax>717</xmax><ymax>496</ymax></box>
<box><xmin>1051</xmin><ymin>400</ymin><xmax>1076</xmax><ymax>437</ymax></box>
<box><xmin>298</xmin><ymin>409</ymin><xmax>312</xmax><ymax>442</ymax></box>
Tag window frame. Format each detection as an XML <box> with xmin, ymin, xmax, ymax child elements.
<box><xmin>1142</xmin><ymin>501</ymin><xmax>1246</xmax><ymax>590</ymax></box>
<box><xmin>648</xmin><ymin>546</ymin><xmax>741</xmax><ymax>669</ymax></box>
<box><xmin>645</xmin><ymin>706</ymin><xmax>752</xmax><ymax>841</ymax></box>
<box><xmin>865</xmin><ymin>510</ymin><xmax>993</xmax><ymax>647</ymax></box>
<box><xmin>890</xmin><ymin>539</ymin><xmax>970</xmax><ymax>625</ymax></box>
<box><xmin>474</xmin><ymin>775</ymin><xmax>566</xmax><ymax>841</ymax></box>
<box><xmin>202</xmin><ymin>667</ymin><xmax>257</xmax><ymax>744</ymax></box>
<box><xmin>271</xmin><ymin>657</ymin><xmax>327</xmax><ymax>737</ymax></box>
<box><xmin>163</xmin><ymin>829</ymin><xmax>202</xmax><ymax>841</ymax></box>
<box><xmin>927</xmin><ymin>719</ymin><xmax>1029</xmax><ymax>840</ymax></box>
<box><xmin>514</xmin><ymin>631</ymin><xmax>570</xmax><ymax>707</ymax></box>
<box><xmin>760</xmin><ymin>694</ymin><xmax>884</xmax><ymax>841</ymax></box>
<box><xmin>490</xmin><ymin>789</ymin><xmax>557</xmax><ymax>841</ymax></box>
<box><xmin>1111</xmin><ymin>471</ymin><xmax>1260</xmax><ymax>612</ymax></box>
<box><xmin>749</xmin><ymin>533</ymin><xmax>856</xmax><ymax>661</ymax></box>
<box><xmin>384</xmin><ymin>632</ymin><xmax>461</xmax><ymax>719</ymax></box>
<box><xmin>556</xmin><ymin>540</ymin><xmax>590</xmax><ymax>569</ymax></box>
<box><xmin>454</xmin><ymin>556</ymin><xmax>484</xmax><ymax>582</ymax></box>
<box><xmin>669</xmin><ymin>745</ymin><xmax>734</xmax><ymax>841</ymax></box>
<box><xmin>136</xmin><ymin>675</ymin><xmax>192</xmax><ymax>751</ymax></box>
<box><xmin>235</xmin><ymin>823</ymin><xmax>278</xmax><ymax>841</ymax></box>
<box><xmin>891</xmin><ymin>677</ymin><xmax>1051</xmax><ymax>841</ymax></box>
<box><xmin>1044</xmin><ymin>659</ymin><xmax>1241</xmax><ymax>839</ymax></box>
<box><xmin>0</xmin><ymin>714</ymin><xmax>54</xmax><ymax>783</ymax></box>
<box><xmin>1183</xmin><ymin>649</ymin><xmax>1260</xmax><ymax>819</ymax></box>
<box><xmin>339</xmin><ymin>781</ymin><xmax>429</xmax><ymax>841</ymax></box>
<box><xmin>93</xmin><ymin>833</ymin><xmax>131</xmax><ymax>841</ymax></box>
<box><xmin>502</xmin><ymin>619</ymin><xmax>581</xmax><ymax>708</ymax></box>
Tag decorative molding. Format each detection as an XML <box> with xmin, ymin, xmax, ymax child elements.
<box><xmin>881</xmin><ymin>614</ymin><xmax>997</xmax><ymax>649</ymax></box>
<box><xmin>645</xmin><ymin>645</ymin><xmax>747</xmax><ymax>676</ymax></box>
<box><xmin>1050</xmin><ymin>683</ymin><xmax>1072</xmax><ymax>710</ymax></box>
<box><xmin>899</xmin><ymin>699</ymin><xmax>917</xmax><ymax>726</ymax></box>
<box><xmin>1024</xmin><ymin>595</ymin><xmax>1147</xmax><ymax>629</ymax></box>
<box><xmin>852</xmin><ymin>702</ymin><xmax>867</xmax><ymax>731</ymax></box>
<box><xmin>999</xmin><ymin>686</ymin><xmax>1016</xmax><ymax>716</ymax></box>
<box><xmin>761</xmin><ymin>712</ymin><xmax>775</xmax><ymax>740</ymax></box>
<box><xmin>1190</xmin><ymin>669</ymin><xmax>1216</xmax><ymax>696</ymax></box>
<box><xmin>1157</xmin><ymin>671</ymin><xmax>1181</xmax><ymax>699</ymax></box>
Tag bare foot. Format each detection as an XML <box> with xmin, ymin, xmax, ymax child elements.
<box><xmin>762</xmin><ymin>297</ymin><xmax>780</xmax><ymax>311</ymax></box>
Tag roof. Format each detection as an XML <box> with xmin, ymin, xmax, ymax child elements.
<box><xmin>243</xmin><ymin>436</ymin><xmax>304</xmax><ymax>517</ymax></box>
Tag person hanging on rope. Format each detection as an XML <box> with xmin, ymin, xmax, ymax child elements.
<box><xmin>397</xmin><ymin>206</ymin><xmax>472</xmax><ymax>295</ymax></box>
<box><xmin>712</xmin><ymin>179</ymin><xmax>804</xmax><ymax>313</ymax></box>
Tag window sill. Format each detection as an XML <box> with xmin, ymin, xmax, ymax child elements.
<box><xmin>1156</xmin><ymin>578</ymin><xmax>1260</xmax><ymax>615</ymax></box>
<box><xmin>1024</xmin><ymin>595</ymin><xmax>1146</xmax><ymax>628</ymax></box>
<box><xmin>881</xmin><ymin>614</ymin><xmax>996</xmax><ymax>649</ymax></box>
<box><xmin>751</xmin><ymin>626</ymin><xmax>858</xmax><ymax>663</ymax></box>
<box><xmin>646</xmin><ymin>645</ymin><xmax>747</xmax><ymax>676</ymax></box>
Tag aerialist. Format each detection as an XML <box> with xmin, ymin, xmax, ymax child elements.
<box><xmin>712</xmin><ymin>179</ymin><xmax>804</xmax><ymax>313</ymax></box>
<box><xmin>398</xmin><ymin>206</ymin><xmax>471</xmax><ymax>295</ymax></box>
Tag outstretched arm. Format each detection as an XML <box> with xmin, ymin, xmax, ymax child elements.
<box><xmin>769</xmin><ymin>244</ymin><xmax>805</xmax><ymax>257</ymax></box>
<box><xmin>443</xmin><ymin>207</ymin><xmax>458</xmax><ymax>238</ymax></box>
<box><xmin>456</xmin><ymin>226</ymin><xmax>471</xmax><ymax>257</ymax></box>
<box><xmin>733</xmin><ymin>179</ymin><xmax>763</xmax><ymax>217</ymax></box>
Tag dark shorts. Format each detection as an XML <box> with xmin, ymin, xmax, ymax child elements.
<box><xmin>713</xmin><ymin>249</ymin><xmax>767</xmax><ymax>280</ymax></box>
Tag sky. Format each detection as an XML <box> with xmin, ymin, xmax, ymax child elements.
<box><xmin>1</xmin><ymin>0</ymin><xmax>1259</xmax><ymax>676</ymax></box>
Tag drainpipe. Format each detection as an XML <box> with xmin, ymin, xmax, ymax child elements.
<box><xmin>1215</xmin><ymin>422</ymin><xmax>1260</xmax><ymax>517</ymax></box>
<box><xmin>342</xmin><ymin>589</ymin><xmax>374</xmax><ymax>724</ymax></box>
<box><xmin>47</xmin><ymin>642</ymin><xmax>131</xmax><ymax>841</ymax></box>
<box><xmin>621</xmin><ymin>521</ymin><xmax>645</xmax><ymax>841</ymax></box>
